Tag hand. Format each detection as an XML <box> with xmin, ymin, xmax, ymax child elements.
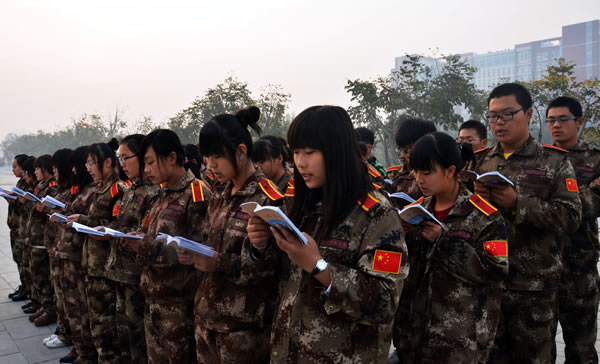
<box><xmin>247</xmin><ymin>216</ymin><xmax>272</xmax><ymax>250</ymax></box>
<box><xmin>474</xmin><ymin>182</ymin><xmax>491</xmax><ymax>200</ymax></box>
<box><xmin>88</xmin><ymin>231</ymin><xmax>110</xmax><ymax>241</ymax></box>
<box><xmin>400</xmin><ymin>220</ymin><xmax>414</xmax><ymax>234</ymax></box>
<box><xmin>121</xmin><ymin>233</ymin><xmax>144</xmax><ymax>252</ymax></box>
<box><xmin>35</xmin><ymin>203</ymin><xmax>45</xmax><ymax>212</ymax></box>
<box><xmin>192</xmin><ymin>251</ymin><xmax>219</xmax><ymax>272</ymax></box>
<box><xmin>175</xmin><ymin>248</ymin><xmax>195</xmax><ymax>265</ymax></box>
<box><xmin>67</xmin><ymin>214</ymin><xmax>80</xmax><ymax>223</ymax></box>
<box><xmin>421</xmin><ymin>221</ymin><xmax>442</xmax><ymax>242</ymax></box>
<box><xmin>17</xmin><ymin>196</ymin><xmax>26</xmax><ymax>204</ymax></box>
<box><xmin>488</xmin><ymin>183</ymin><xmax>517</xmax><ymax>209</ymax></box>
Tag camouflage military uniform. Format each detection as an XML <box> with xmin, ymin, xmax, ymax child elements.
<box><xmin>474</xmin><ymin>136</ymin><xmax>582</xmax><ymax>363</ymax></box>
<box><xmin>7</xmin><ymin>178</ymin><xmax>28</xmax><ymax>287</ymax></box>
<box><xmin>274</xmin><ymin>170</ymin><xmax>293</xmax><ymax>194</ymax></box>
<box><xmin>17</xmin><ymin>182</ymin><xmax>35</xmax><ymax>299</ymax></box>
<box><xmin>405</xmin><ymin>185</ymin><xmax>508</xmax><ymax>363</ymax></box>
<box><xmin>269</xmin><ymin>189</ymin><xmax>407</xmax><ymax>364</ymax></box>
<box><xmin>551</xmin><ymin>141</ymin><xmax>600</xmax><ymax>364</ymax></box>
<box><xmin>56</xmin><ymin>183</ymin><xmax>98</xmax><ymax>364</ymax></box>
<box><xmin>137</xmin><ymin>169</ymin><xmax>211</xmax><ymax>364</ymax></box>
<box><xmin>80</xmin><ymin>174</ymin><xmax>126</xmax><ymax>364</ymax></box>
<box><xmin>194</xmin><ymin>170</ymin><xmax>284</xmax><ymax>364</ymax></box>
<box><xmin>105</xmin><ymin>179</ymin><xmax>160</xmax><ymax>364</ymax></box>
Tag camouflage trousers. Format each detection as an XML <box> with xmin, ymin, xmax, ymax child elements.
<box><xmin>49</xmin><ymin>255</ymin><xmax>70</xmax><ymax>344</ymax></box>
<box><xmin>60</xmin><ymin>259</ymin><xmax>97</xmax><ymax>364</ymax></box>
<box><xmin>10</xmin><ymin>231</ymin><xmax>20</xmax><ymax>266</ymax></box>
<box><xmin>20</xmin><ymin>244</ymin><xmax>33</xmax><ymax>300</ymax></box>
<box><xmin>551</xmin><ymin>259</ymin><xmax>600</xmax><ymax>364</ymax></box>
<box><xmin>115</xmin><ymin>282</ymin><xmax>147</xmax><ymax>364</ymax></box>
<box><xmin>85</xmin><ymin>275</ymin><xmax>117</xmax><ymax>364</ymax></box>
<box><xmin>488</xmin><ymin>289</ymin><xmax>558</xmax><ymax>364</ymax></box>
<box><xmin>30</xmin><ymin>246</ymin><xmax>55</xmax><ymax>315</ymax></box>
<box><xmin>144</xmin><ymin>299</ymin><xmax>196</xmax><ymax>364</ymax></box>
<box><xmin>195</xmin><ymin>325</ymin><xmax>270</xmax><ymax>364</ymax></box>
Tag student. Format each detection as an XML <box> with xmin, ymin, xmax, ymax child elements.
<box><xmin>247</xmin><ymin>105</ymin><xmax>408</xmax><ymax>363</ymax></box>
<box><xmin>356</xmin><ymin>126</ymin><xmax>387</xmax><ymax>176</ymax></box>
<box><xmin>252</xmin><ymin>135</ymin><xmax>293</xmax><ymax>192</ymax></box>
<box><xmin>184</xmin><ymin>143</ymin><xmax>202</xmax><ymax>179</ymax></box>
<box><xmin>18</xmin><ymin>156</ymin><xmax>37</xmax><ymax>313</ymax></box>
<box><xmin>458</xmin><ymin>119</ymin><xmax>489</xmax><ymax>152</ymax></box>
<box><xmin>474</xmin><ymin>83</ymin><xmax>582</xmax><ymax>363</ymax></box>
<box><xmin>129</xmin><ymin>129</ymin><xmax>212</xmax><ymax>363</ymax></box>
<box><xmin>68</xmin><ymin>140</ymin><xmax>126</xmax><ymax>363</ymax></box>
<box><xmin>103</xmin><ymin>134</ymin><xmax>161</xmax><ymax>363</ymax></box>
<box><xmin>545</xmin><ymin>96</ymin><xmax>600</xmax><ymax>363</ymax></box>
<box><xmin>404</xmin><ymin>132</ymin><xmax>508</xmax><ymax>362</ymax></box>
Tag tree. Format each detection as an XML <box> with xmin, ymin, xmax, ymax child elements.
<box><xmin>256</xmin><ymin>84</ymin><xmax>291</xmax><ymax>137</ymax></box>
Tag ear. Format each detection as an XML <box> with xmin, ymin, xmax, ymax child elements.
<box><xmin>275</xmin><ymin>154</ymin><xmax>283</xmax><ymax>165</ymax></box>
<box><xmin>445</xmin><ymin>165</ymin><xmax>457</xmax><ymax>178</ymax></box>
<box><xmin>237</xmin><ymin>144</ymin><xmax>248</xmax><ymax>160</ymax></box>
<box><xmin>104</xmin><ymin>158</ymin><xmax>113</xmax><ymax>170</ymax></box>
<box><xmin>576</xmin><ymin>117</ymin><xmax>585</xmax><ymax>129</ymax></box>
<box><xmin>525</xmin><ymin>107</ymin><xmax>534</xmax><ymax>121</ymax></box>
<box><xmin>167</xmin><ymin>151</ymin><xmax>178</xmax><ymax>166</ymax></box>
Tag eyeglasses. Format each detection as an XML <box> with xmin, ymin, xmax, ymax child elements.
<box><xmin>118</xmin><ymin>154</ymin><xmax>137</xmax><ymax>163</ymax></box>
<box><xmin>487</xmin><ymin>108</ymin><xmax>525</xmax><ymax>123</ymax></box>
<box><xmin>545</xmin><ymin>116</ymin><xmax>578</xmax><ymax>124</ymax></box>
<box><xmin>85</xmin><ymin>162</ymin><xmax>96</xmax><ymax>169</ymax></box>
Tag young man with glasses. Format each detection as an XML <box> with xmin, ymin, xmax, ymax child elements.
<box><xmin>546</xmin><ymin>96</ymin><xmax>600</xmax><ymax>364</ymax></box>
<box><xmin>473</xmin><ymin>83</ymin><xmax>582</xmax><ymax>363</ymax></box>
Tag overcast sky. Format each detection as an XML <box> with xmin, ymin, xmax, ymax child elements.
<box><xmin>1</xmin><ymin>0</ymin><xmax>598</xmax><ymax>141</ymax></box>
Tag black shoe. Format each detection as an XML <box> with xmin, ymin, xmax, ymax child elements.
<box><xmin>8</xmin><ymin>285</ymin><xmax>22</xmax><ymax>299</ymax></box>
<box><xmin>21</xmin><ymin>302</ymin><xmax>32</xmax><ymax>311</ymax></box>
<box><xmin>11</xmin><ymin>290</ymin><xmax>28</xmax><ymax>301</ymax></box>
<box><xmin>59</xmin><ymin>349</ymin><xmax>78</xmax><ymax>363</ymax></box>
<box><xmin>23</xmin><ymin>305</ymin><xmax>40</xmax><ymax>314</ymax></box>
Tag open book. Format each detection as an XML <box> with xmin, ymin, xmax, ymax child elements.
<box><xmin>464</xmin><ymin>171</ymin><xmax>514</xmax><ymax>186</ymax></box>
<box><xmin>24</xmin><ymin>192</ymin><xmax>42</xmax><ymax>203</ymax></box>
<box><xmin>240</xmin><ymin>202</ymin><xmax>307</xmax><ymax>245</ymax></box>
<box><xmin>385</xmin><ymin>191</ymin><xmax>416</xmax><ymax>206</ymax></box>
<box><xmin>0</xmin><ymin>191</ymin><xmax>17</xmax><ymax>200</ymax></box>
<box><xmin>155</xmin><ymin>233</ymin><xmax>214</xmax><ymax>257</ymax></box>
<box><xmin>398</xmin><ymin>203</ymin><xmax>445</xmax><ymax>228</ymax></box>
<box><xmin>68</xmin><ymin>222</ymin><xmax>105</xmax><ymax>236</ymax></box>
<box><xmin>10</xmin><ymin>187</ymin><xmax>26</xmax><ymax>197</ymax></box>
<box><xmin>41</xmin><ymin>196</ymin><xmax>66</xmax><ymax>209</ymax></box>
<box><xmin>67</xmin><ymin>222</ymin><xmax>143</xmax><ymax>239</ymax></box>
<box><xmin>47</xmin><ymin>213</ymin><xmax>68</xmax><ymax>223</ymax></box>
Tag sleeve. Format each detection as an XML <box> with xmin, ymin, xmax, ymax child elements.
<box><xmin>513</xmin><ymin>157</ymin><xmax>582</xmax><ymax>234</ymax></box>
<box><xmin>320</xmin><ymin>207</ymin><xmax>408</xmax><ymax>325</ymax></box>
<box><xmin>582</xmin><ymin>174</ymin><xmax>600</xmax><ymax>218</ymax></box>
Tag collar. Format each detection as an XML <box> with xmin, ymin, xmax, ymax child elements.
<box><xmin>97</xmin><ymin>173</ymin><xmax>120</xmax><ymax>194</ymax></box>
<box><xmin>166</xmin><ymin>169</ymin><xmax>196</xmax><ymax>192</ymax></box>
<box><xmin>489</xmin><ymin>135</ymin><xmax>539</xmax><ymax>158</ymax></box>
<box><xmin>221</xmin><ymin>169</ymin><xmax>265</xmax><ymax>198</ymax></box>
<box><xmin>564</xmin><ymin>140</ymin><xmax>588</xmax><ymax>152</ymax></box>
<box><xmin>421</xmin><ymin>184</ymin><xmax>473</xmax><ymax>218</ymax></box>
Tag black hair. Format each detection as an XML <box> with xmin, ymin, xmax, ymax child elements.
<box><xmin>70</xmin><ymin>146</ymin><xmax>93</xmax><ymax>188</ymax></box>
<box><xmin>358</xmin><ymin>142</ymin><xmax>368</xmax><ymax>158</ymax></box>
<box><xmin>52</xmin><ymin>148</ymin><xmax>74</xmax><ymax>187</ymax></box>
<box><xmin>184</xmin><ymin>144</ymin><xmax>202</xmax><ymax>178</ymax></box>
<box><xmin>355</xmin><ymin>127</ymin><xmax>375</xmax><ymax>145</ymax></box>
<box><xmin>34</xmin><ymin>154</ymin><xmax>54</xmax><ymax>176</ymax></box>
<box><xmin>251</xmin><ymin>135</ymin><xmax>291</xmax><ymax>164</ymax></box>
<box><xmin>488</xmin><ymin>82</ymin><xmax>533</xmax><ymax>110</ymax></box>
<box><xmin>410</xmin><ymin>132</ymin><xmax>474</xmax><ymax>177</ymax></box>
<box><xmin>141</xmin><ymin>129</ymin><xmax>186</xmax><ymax>167</ymax></box>
<box><xmin>199</xmin><ymin>106</ymin><xmax>261</xmax><ymax>174</ymax></box>
<box><xmin>287</xmin><ymin>105</ymin><xmax>372</xmax><ymax>238</ymax></box>
<box><xmin>120</xmin><ymin>134</ymin><xmax>146</xmax><ymax>180</ymax></box>
<box><xmin>22</xmin><ymin>157</ymin><xmax>36</xmax><ymax>182</ymax></box>
<box><xmin>14</xmin><ymin>154</ymin><xmax>29</xmax><ymax>167</ymax></box>
<box><xmin>459</xmin><ymin>120</ymin><xmax>487</xmax><ymax>140</ymax></box>
<box><xmin>394</xmin><ymin>118</ymin><xmax>437</xmax><ymax>147</ymax></box>
<box><xmin>87</xmin><ymin>139</ymin><xmax>120</xmax><ymax>180</ymax></box>
<box><xmin>546</xmin><ymin>96</ymin><xmax>583</xmax><ymax>118</ymax></box>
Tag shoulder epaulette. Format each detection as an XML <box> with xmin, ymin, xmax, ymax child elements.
<box><xmin>71</xmin><ymin>186</ymin><xmax>78</xmax><ymax>195</ymax></box>
<box><xmin>368</xmin><ymin>164</ymin><xmax>382</xmax><ymax>178</ymax></box>
<box><xmin>357</xmin><ymin>192</ymin><xmax>380</xmax><ymax>212</ymax></box>
<box><xmin>474</xmin><ymin>147</ymin><xmax>490</xmax><ymax>154</ymax></box>
<box><xmin>206</xmin><ymin>173</ymin><xmax>214</xmax><ymax>181</ymax></box>
<box><xmin>469</xmin><ymin>194</ymin><xmax>497</xmax><ymax>216</ymax></box>
<box><xmin>112</xmin><ymin>204</ymin><xmax>120</xmax><ymax>217</ymax></box>
<box><xmin>143</xmin><ymin>214</ymin><xmax>150</xmax><ymax>227</ymax></box>
<box><xmin>372</xmin><ymin>182</ymin><xmax>382</xmax><ymax>190</ymax></box>
<box><xmin>406</xmin><ymin>196</ymin><xmax>424</xmax><ymax>207</ymax></box>
<box><xmin>190</xmin><ymin>180</ymin><xmax>205</xmax><ymax>203</ymax></box>
<box><xmin>543</xmin><ymin>144</ymin><xmax>569</xmax><ymax>153</ymax></box>
<box><xmin>284</xmin><ymin>180</ymin><xmax>295</xmax><ymax>197</ymax></box>
<box><xmin>287</xmin><ymin>168</ymin><xmax>294</xmax><ymax>175</ymax></box>
<box><xmin>110</xmin><ymin>183</ymin><xmax>121</xmax><ymax>198</ymax></box>
<box><xmin>124</xmin><ymin>180</ymin><xmax>132</xmax><ymax>188</ymax></box>
<box><xmin>387</xmin><ymin>165</ymin><xmax>402</xmax><ymax>173</ymax></box>
<box><xmin>49</xmin><ymin>181</ymin><xmax>56</xmax><ymax>188</ymax></box>
<box><xmin>159</xmin><ymin>182</ymin><xmax>166</xmax><ymax>188</ymax></box>
<box><xmin>34</xmin><ymin>187</ymin><xmax>38</xmax><ymax>195</ymax></box>
<box><xmin>259</xmin><ymin>179</ymin><xmax>284</xmax><ymax>201</ymax></box>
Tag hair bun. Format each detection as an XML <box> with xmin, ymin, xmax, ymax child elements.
<box><xmin>107</xmin><ymin>137</ymin><xmax>120</xmax><ymax>151</ymax></box>
<box><xmin>235</xmin><ymin>106</ymin><xmax>260</xmax><ymax>127</ymax></box>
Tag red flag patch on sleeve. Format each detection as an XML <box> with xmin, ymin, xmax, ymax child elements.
<box><xmin>112</xmin><ymin>204</ymin><xmax>120</xmax><ymax>217</ymax></box>
<box><xmin>372</xmin><ymin>249</ymin><xmax>402</xmax><ymax>274</ymax></box>
<box><xmin>566</xmin><ymin>178</ymin><xmax>579</xmax><ymax>192</ymax></box>
<box><xmin>484</xmin><ymin>240</ymin><xmax>508</xmax><ymax>257</ymax></box>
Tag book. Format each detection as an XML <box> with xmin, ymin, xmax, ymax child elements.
<box><xmin>240</xmin><ymin>202</ymin><xmax>307</xmax><ymax>245</ymax></box>
<box><xmin>10</xmin><ymin>187</ymin><xmax>26</xmax><ymax>197</ymax></box>
<box><xmin>95</xmin><ymin>227</ymin><xmax>143</xmax><ymax>240</ymax></box>
<box><xmin>398</xmin><ymin>203</ymin><xmax>445</xmax><ymax>228</ymax></box>
<box><xmin>41</xmin><ymin>196</ymin><xmax>66</xmax><ymax>209</ymax></box>
<box><xmin>155</xmin><ymin>233</ymin><xmax>214</xmax><ymax>257</ymax></box>
<box><xmin>0</xmin><ymin>191</ymin><xmax>17</xmax><ymax>200</ymax></box>
<box><xmin>24</xmin><ymin>192</ymin><xmax>42</xmax><ymax>203</ymax></box>
<box><xmin>385</xmin><ymin>191</ymin><xmax>416</xmax><ymax>205</ymax></box>
<box><xmin>464</xmin><ymin>171</ymin><xmax>514</xmax><ymax>186</ymax></box>
<box><xmin>68</xmin><ymin>222</ymin><xmax>105</xmax><ymax>236</ymax></box>
<box><xmin>47</xmin><ymin>213</ymin><xmax>68</xmax><ymax>223</ymax></box>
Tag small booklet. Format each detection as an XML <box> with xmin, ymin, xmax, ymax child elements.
<box><xmin>156</xmin><ymin>233</ymin><xmax>214</xmax><ymax>257</ymax></box>
<box><xmin>47</xmin><ymin>213</ymin><xmax>68</xmax><ymax>223</ymax></box>
<box><xmin>10</xmin><ymin>187</ymin><xmax>26</xmax><ymax>197</ymax></box>
<box><xmin>398</xmin><ymin>203</ymin><xmax>445</xmax><ymax>228</ymax></box>
<box><xmin>240</xmin><ymin>202</ymin><xmax>307</xmax><ymax>245</ymax></box>
<box><xmin>464</xmin><ymin>171</ymin><xmax>514</xmax><ymax>186</ymax></box>
<box><xmin>384</xmin><ymin>178</ymin><xmax>393</xmax><ymax>185</ymax></box>
<box><xmin>41</xmin><ymin>196</ymin><xmax>66</xmax><ymax>209</ymax></box>
<box><xmin>0</xmin><ymin>191</ymin><xmax>17</xmax><ymax>200</ymax></box>
<box><xmin>386</xmin><ymin>191</ymin><xmax>416</xmax><ymax>205</ymax></box>
<box><xmin>24</xmin><ymin>192</ymin><xmax>42</xmax><ymax>203</ymax></box>
<box><xmin>68</xmin><ymin>222</ymin><xmax>105</xmax><ymax>236</ymax></box>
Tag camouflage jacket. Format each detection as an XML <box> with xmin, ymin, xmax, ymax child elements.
<box><xmin>274</xmin><ymin>170</ymin><xmax>293</xmax><ymax>194</ymax></box>
<box><xmin>474</xmin><ymin>136</ymin><xmax>582</xmax><ymax>291</ymax></box>
<box><xmin>105</xmin><ymin>179</ymin><xmax>160</xmax><ymax>284</ymax></box>
<box><xmin>389</xmin><ymin>169</ymin><xmax>421</xmax><ymax>203</ymax></box>
<box><xmin>56</xmin><ymin>183</ymin><xmax>97</xmax><ymax>261</ymax></box>
<box><xmin>195</xmin><ymin>169</ymin><xmax>285</xmax><ymax>332</ymax></box>
<box><xmin>7</xmin><ymin>178</ymin><xmax>27</xmax><ymax>230</ymax></box>
<box><xmin>560</xmin><ymin>141</ymin><xmax>600</xmax><ymax>267</ymax></box>
<box><xmin>270</xmin><ymin>190</ymin><xmax>408</xmax><ymax>364</ymax></box>
<box><xmin>408</xmin><ymin>185</ymin><xmax>508</xmax><ymax>362</ymax></box>
<box><xmin>15</xmin><ymin>182</ymin><xmax>35</xmax><ymax>244</ymax></box>
<box><xmin>138</xmin><ymin>170</ymin><xmax>211</xmax><ymax>303</ymax></box>
<box><xmin>80</xmin><ymin>174</ymin><xmax>126</xmax><ymax>277</ymax></box>
<box><xmin>26</xmin><ymin>178</ymin><xmax>57</xmax><ymax>247</ymax></box>
<box><xmin>43</xmin><ymin>184</ymin><xmax>69</xmax><ymax>253</ymax></box>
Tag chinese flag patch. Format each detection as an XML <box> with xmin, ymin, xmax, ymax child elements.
<box><xmin>372</xmin><ymin>249</ymin><xmax>402</xmax><ymax>274</ymax></box>
<box><xmin>566</xmin><ymin>178</ymin><xmax>579</xmax><ymax>192</ymax></box>
<box><xmin>483</xmin><ymin>240</ymin><xmax>508</xmax><ymax>257</ymax></box>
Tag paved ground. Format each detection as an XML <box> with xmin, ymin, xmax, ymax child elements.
<box><xmin>0</xmin><ymin>168</ymin><xmax>596</xmax><ymax>362</ymax></box>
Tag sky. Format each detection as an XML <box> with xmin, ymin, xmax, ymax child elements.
<box><xmin>0</xmin><ymin>0</ymin><xmax>599</xmax><ymax>141</ymax></box>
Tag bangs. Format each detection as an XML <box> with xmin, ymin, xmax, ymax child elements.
<box><xmin>287</xmin><ymin>108</ymin><xmax>326</xmax><ymax>151</ymax></box>
<box><xmin>198</xmin><ymin>121</ymin><xmax>228</xmax><ymax>158</ymax></box>
<box><xmin>409</xmin><ymin>134</ymin><xmax>438</xmax><ymax>172</ymax></box>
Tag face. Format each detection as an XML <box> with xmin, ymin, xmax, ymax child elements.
<box><xmin>206</xmin><ymin>155</ymin><xmax>236</xmax><ymax>183</ymax></box>
<box><xmin>118</xmin><ymin>144</ymin><xmax>140</xmax><ymax>180</ymax></box>
<box><xmin>293</xmin><ymin>148</ymin><xmax>326</xmax><ymax>189</ymax></box>
<box><xmin>144</xmin><ymin>147</ymin><xmax>168</xmax><ymax>185</ymax></box>
<box><xmin>458</xmin><ymin>128</ymin><xmax>487</xmax><ymax>151</ymax></box>
<box><xmin>23</xmin><ymin>172</ymin><xmax>34</xmax><ymax>184</ymax></box>
<box><xmin>85</xmin><ymin>156</ymin><xmax>102</xmax><ymax>182</ymax></box>
<box><xmin>53</xmin><ymin>166</ymin><xmax>60</xmax><ymax>182</ymax></box>
<box><xmin>34</xmin><ymin>167</ymin><xmax>44</xmax><ymax>181</ymax></box>
<box><xmin>414</xmin><ymin>164</ymin><xmax>455</xmax><ymax>197</ymax></box>
<box><xmin>547</xmin><ymin>106</ymin><xmax>583</xmax><ymax>146</ymax></box>
<box><xmin>12</xmin><ymin>160</ymin><xmax>23</xmax><ymax>178</ymax></box>
<box><xmin>488</xmin><ymin>95</ymin><xmax>531</xmax><ymax>147</ymax></box>
<box><xmin>396</xmin><ymin>144</ymin><xmax>413</xmax><ymax>168</ymax></box>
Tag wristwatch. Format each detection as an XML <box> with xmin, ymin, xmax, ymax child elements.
<box><xmin>311</xmin><ymin>259</ymin><xmax>328</xmax><ymax>276</ymax></box>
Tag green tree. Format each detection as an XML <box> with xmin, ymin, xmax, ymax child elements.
<box><xmin>256</xmin><ymin>84</ymin><xmax>291</xmax><ymax>138</ymax></box>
